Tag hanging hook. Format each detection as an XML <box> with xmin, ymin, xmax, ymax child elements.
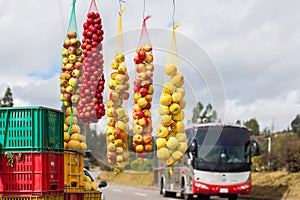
<box><xmin>143</xmin><ymin>0</ymin><xmax>146</xmax><ymax>19</ymax></box>
<box><xmin>119</xmin><ymin>0</ymin><xmax>125</xmax><ymax>16</ymax></box>
<box><xmin>172</xmin><ymin>0</ymin><xmax>176</xmax><ymax>28</ymax></box>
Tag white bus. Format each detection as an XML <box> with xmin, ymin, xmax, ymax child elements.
<box><xmin>155</xmin><ymin>123</ymin><xmax>260</xmax><ymax>200</ymax></box>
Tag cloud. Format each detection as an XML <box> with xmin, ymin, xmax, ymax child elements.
<box><xmin>225</xmin><ymin>90</ymin><xmax>300</xmax><ymax>132</ymax></box>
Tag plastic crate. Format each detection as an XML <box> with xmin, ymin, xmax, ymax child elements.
<box><xmin>0</xmin><ymin>152</ymin><xmax>64</xmax><ymax>196</ymax></box>
<box><xmin>64</xmin><ymin>150</ymin><xmax>84</xmax><ymax>191</ymax></box>
<box><xmin>64</xmin><ymin>193</ymin><xmax>84</xmax><ymax>200</ymax></box>
<box><xmin>84</xmin><ymin>192</ymin><xmax>102</xmax><ymax>200</ymax></box>
<box><xmin>0</xmin><ymin>106</ymin><xmax>64</xmax><ymax>153</ymax></box>
<box><xmin>0</xmin><ymin>194</ymin><xmax>64</xmax><ymax>200</ymax></box>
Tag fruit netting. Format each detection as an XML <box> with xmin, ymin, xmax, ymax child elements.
<box><xmin>76</xmin><ymin>0</ymin><xmax>105</xmax><ymax>124</ymax></box>
<box><xmin>156</xmin><ymin>25</ymin><xmax>187</xmax><ymax>170</ymax></box>
<box><xmin>132</xmin><ymin>16</ymin><xmax>154</xmax><ymax>157</ymax></box>
<box><xmin>106</xmin><ymin>7</ymin><xmax>130</xmax><ymax>171</ymax></box>
<box><xmin>60</xmin><ymin>0</ymin><xmax>87</xmax><ymax>152</ymax></box>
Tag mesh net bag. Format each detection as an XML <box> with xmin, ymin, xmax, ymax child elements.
<box><xmin>76</xmin><ymin>0</ymin><xmax>105</xmax><ymax>124</ymax></box>
<box><xmin>59</xmin><ymin>0</ymin><xmax>87</xmax><ymax>152</ymax></box>
<box><xmin>156</xmin><ymin>25</ymin><xmax>187</xmax><ymax>168</ymax></box>
<box><xmin>132</xmin><ymin>16</ymin><xmax>154</xmax><ymax>157</ymax></box>
<box><xmin>105</xmin><ymin>7</ymin><xmax>130</xmax><ymax>171</ymax></box>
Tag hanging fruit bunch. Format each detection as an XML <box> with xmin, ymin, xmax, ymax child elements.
<box><xmin>132</xmin><ymin>16</ymin><xmax>154</xmax><ymax>155</ymax></box>
<box><xmin>106</xmin><ymin>7</ymin><xmax>130</xmax><ymax>169</ymax></box>
<box><xmin>59</xmin><ymin>0</ymin><xmax>87</xmax><ymax>151</ymax></box>
<box><xmin>156</xmin><ymin>25</ymin><xmax>187</xmax><ymax>167</ymax></box>
<box><xmin>59</xmin><ymin>31</ymin><xmax>82</xmax><ymax>108</ymax></box>
<box><xmin>76</xmin><ymin>0</ymin><xmax>105</xmax><ymax>123</ymax></box>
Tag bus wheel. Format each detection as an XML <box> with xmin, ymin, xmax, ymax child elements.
<box><xmin>181</xmin><ymin>179</ymin><xmax>193</xmax><ymax>200</ymax></box>
<box><xmin>228</xmin><ymin>194</ymin><xmax>238</xmax><ymax>200</ymax></box>
<box><xmin>161</xmin><ymin>178</ymin><xmax>175</xmax><ymax>197</ymax></box>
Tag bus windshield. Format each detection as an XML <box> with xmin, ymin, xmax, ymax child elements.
<box><xmin>193</xmin><ymin>126</ymin><xmax>251</xmax><ymax>172</ymax></box>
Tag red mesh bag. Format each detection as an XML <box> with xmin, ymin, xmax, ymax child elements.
<box><xmin>132</xmin><ymin>16</ymin><xmax>154</xmax><ymax>156</ymax></box>
<box><xmin>77</xmin><ymin>0</ymin><xmax>105</xmax><ymax>124</ymax></box>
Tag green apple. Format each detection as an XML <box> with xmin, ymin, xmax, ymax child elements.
<box><xmin>116</xmin><ymin>107</ymin><xmax>126</xmax><ymax>118</ymax></box>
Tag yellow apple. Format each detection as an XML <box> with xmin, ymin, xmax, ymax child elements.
<box><xmin>169</xmin><ymin>103</ymin><xmax>181</xmax><ymax>115</ymax></box>
<box><xmin>160</xmin><ymin>93</ymin><xmax>172</xmax><ymax>106</ymax></box>
<box><xmin>172</xmin><ymin>92</ymin><xmax>183</xmax><ymax>103</ymax></box>
<box><xmin>171</xmin><ymin>73</ymin><xmax>184</xmax><ymax>87</ymax></box>
<box><xmin>166</xmin><ymin>137</ymin><xmax>179</xmax><ymax>150</ymax></box>
<box><xmin>171</xmin><ymin>121</ymin><xmax>185</xmax><ymax>132</ymax></box>
<box><xmin>165</xmin><ymin>64</ymin><xmax>177</xmax><ymax>76</ymax></box>
<box><xmin>179</xmin><ymin>99</ymin><xmax>186</xmax><ymax>109</ymax></box>
<box><xmin>172</xmin><ymin>110</ymin><xmax>184</xmax><ymax>121</ymax></box>
<box><xmin>162</xmin><ymin>82</ymin><xmax>176</xmax><ymax>94</ymax></box>
<box><xmin>160</xmin><ymin>115</ymin><xmax>172</xmax><ymax>127</ymax></box>
<box><xmin>156</xmin><ymin>137</ymin><xmax>167</xmax><ymax>149</ymax></box>
<box><xmin>157</xmin><ymin>147</ymin><xmax>170</xmax><ymax>160</ymax></box>
<box><xmin>156</xmin><ymin>125</ymin><xmax>169</xmax><ymax>138</ymax></box>
<box><xmin>159</xmin><ymin>105</ymin><xmax>170</xmax><ymax>115</ymax></box>
<box><xmin>176</xmin><ymin>87</ymin><xmax>185</xmax><ymax>97</ymax></box>
<box><xmin>175</xmin><ymin>132</ymin><xmax>186</xmax><ymax>142</ymax></box>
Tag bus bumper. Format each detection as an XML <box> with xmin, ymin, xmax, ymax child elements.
<box><xmin>192</xmin><ymin>179</ymin><xmax>251</xmax><ymax>195</ymax></box>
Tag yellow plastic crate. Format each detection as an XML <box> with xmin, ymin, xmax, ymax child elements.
<box><xmin>64</xmin><ymin>150</ymin><xmax>84</xmax><ymax>189</ymax></box>
<box><xmin>84</xmin><ymin>192</ymin><xmax>102</xmax><ymax>200</ymax></box>
<box><xmin>0</xmin><ymin>194</ymin><xmax>64</xmax><ymax>200</ymax></box>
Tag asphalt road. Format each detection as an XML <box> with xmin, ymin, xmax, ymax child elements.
<box><xmin>89</xmin><ymin>170</ymin><xmax>257</xmax><ymax>200</ymax></box>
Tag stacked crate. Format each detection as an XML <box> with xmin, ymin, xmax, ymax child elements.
<box><xmin>64</xmin><ymin>150</ymin><xmax>84</xmax><ymax>199</ymax></box>
<box><xmin>0</xmin><ymin>106</ymin><xmax>64</xmax><ymax>199</ymax></box>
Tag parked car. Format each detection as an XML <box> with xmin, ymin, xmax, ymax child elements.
<box><xmin>83</xmin><ymin>168</ymin><xmax>107</xmax><ymax>200</ymax></box>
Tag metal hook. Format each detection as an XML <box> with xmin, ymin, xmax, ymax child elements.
<box><xmin>143</xmin><ymin>0</ymin><xmax>146</xmax><ymax>19</ymax></box>
<box><xmin>119</xmin><ymin>0</ymin><xmax>125</xmax><ymax>16</ymax></box>
<box><xmin>172</xmin><ymin>0</ymin><xmax>176</xmax><ymax>28</ymax></box>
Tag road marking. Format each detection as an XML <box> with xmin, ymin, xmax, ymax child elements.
<box><xmin>134</xmin><ymin>192</ymin><xmax>147</xmax><ymax>196</ymax></box>
<box><xmin>113</xmin><ymin>189</ymin><xmax>122</xmax><ymax>192</ymax></box>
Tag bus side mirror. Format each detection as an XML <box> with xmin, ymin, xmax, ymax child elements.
<box><xmin>188</xmin><ymin>140</ymin><xmax>197</xmax><ymax>155</ymax></box>
<box><xmin>251</xmin><ymin>139</ymin><xmax>260</xmax><ymax>156</ymax></box>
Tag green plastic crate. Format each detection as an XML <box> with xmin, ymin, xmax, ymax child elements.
<box><xmin>0</xmin><ymin>106</ymin><xmax>64</xmax><ymax>152</ymax></box>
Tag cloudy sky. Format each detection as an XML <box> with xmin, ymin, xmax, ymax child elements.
<box><xmin>0</xmin><ymin>0</ymin><xmax>299</xmax><ymax>132</ymax></box>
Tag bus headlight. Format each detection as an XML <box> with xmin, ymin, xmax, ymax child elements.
<box><xmin>195</xmin><ymin>183</ymin><xmax>209</xmax><ymax>190</ymax></box>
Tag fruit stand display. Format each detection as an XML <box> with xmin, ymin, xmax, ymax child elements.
<box><xmin>0</xmin><ymin>106</ymin><xmax>64</xmax><ymax>199</ymax></box>
<box><xmin>132</xmin><ymin>16</ymin><xmax>154</xmax><ymax>156</ymax></box>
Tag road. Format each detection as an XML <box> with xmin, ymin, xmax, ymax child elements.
<box><xmin>90</xmin><ymin>170</ymin><xmax>256</xmax><ymax>200</ymax></box>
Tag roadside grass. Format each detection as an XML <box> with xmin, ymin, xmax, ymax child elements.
<box><xmin>98</xmin><ymin>171</ymin><xmax>300</xmax><ymax>199</ymax></box>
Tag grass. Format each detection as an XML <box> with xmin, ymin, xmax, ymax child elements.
<box><xmin>98</xmin><ymin>171</ymin><xmax>300</xmax><ymax>199</ymax></box>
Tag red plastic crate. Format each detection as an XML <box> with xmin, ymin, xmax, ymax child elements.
<box><xmin>0</xmin><ymin>152</ymin><xmax>64</xmax><ymax>196</ymax></box>
<box><xmin>64</xmin><ymin>193</ymin><xmax>84</xmax><ymax>200</ymax></box>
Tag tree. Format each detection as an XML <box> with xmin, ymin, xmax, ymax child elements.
<box><xmin>291</xmin><ymin>115</ymin><xmax>300</xmax><ymax>137</ymax></box>
<box><xmin>244</xmin><ymin>118</ymin><xmax>260</xmax><ymax>135</ymax></box>
<box><xmin>191</xmin><ymin>102</ymin><xmax>218</xmax><ymax>123</ymax></box>
<box><xmin>0</xmin><ymin>87</ymin><xmax>13</xmax><ymax>107</ymax></box>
